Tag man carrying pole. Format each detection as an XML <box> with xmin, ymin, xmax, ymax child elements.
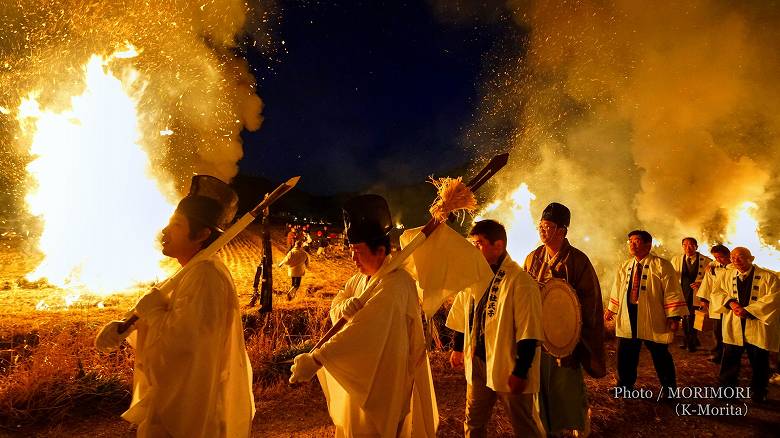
<box><xmin>96</xmin><ymin>174</ymin><xmax>300</xmax><ymax>437</ymax></box>
<box><xmin>96</xmin><ymin>175</ymin><xmax>254</xmax><ymax>438</ymax></box>
<box><xmin>289</xmin><ymin>194</ymin><xmax>438</xmax><ymax>437</ymax></box>
<box><xmin>288</xmin><ymin>154</ymin><xmax>508</xmax><ymax>437</ymax></box>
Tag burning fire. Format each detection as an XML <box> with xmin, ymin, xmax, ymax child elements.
<box><xmin>476</xmin><ymin>182</ymin><xmax>539</xmax><ymax>260</ymax></box>
<box><xmin>723</xmin><ymin>202</ymin><xmax>780</xmax><ymax>272</ymax></box>
<box><xmin>18</xmin><ymin>51</ymin><xmax>175</xmax><ymax>296</ymax></box>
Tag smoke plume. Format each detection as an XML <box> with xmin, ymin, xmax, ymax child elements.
<box><xmin>467</xmin><ymin>0</ymin><xmax>780</xmax><ymax>274</ymax></box>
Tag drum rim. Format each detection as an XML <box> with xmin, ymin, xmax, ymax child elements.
<box><xmin>540</xmin><ymin>278</ymin><xmax>582</xmax><ymax>358</ymax></box>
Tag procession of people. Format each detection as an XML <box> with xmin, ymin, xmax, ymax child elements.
<box><xmin>96</xmin><ymin>175</ymin><xmax>779</xmax><ymax>437</ymax></box>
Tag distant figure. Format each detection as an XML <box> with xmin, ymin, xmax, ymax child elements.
<box><xmin>316</xmin><ymin>230</ymin><xmax>329</xmax><ymax>256</ymax></box>
<box><xmin>302</xmin><ymin>231</ymin><xmax>313</xmax><ymax>252</ymax></box>
<box><xmin>670</xmin><ymin>237</ymin><xmax>711</xmax><ymax>352</ymax></box>
<box><xmin>278</xmin><ymin>241</ymin><xmax>310</xmax><ymax>300</ymax></box>
<box><xmin>605</xmin><ymin>230</ymin><xmax>687</xmax><ymax>397</ymax></box>
<box><xmin>709</xmin><ymin>247</ymin><xmax>780</xmax><ymax>403</ymax></box>
<box><xmin>286</xmin><ymin>227</ymin><xmax>298</xmax><ymax>250</ymax></box>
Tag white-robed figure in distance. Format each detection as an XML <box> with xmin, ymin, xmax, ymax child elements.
<box><xmin>278</xmin><ymin>240</ymin><xmax>310</xmax><ymax>300</ymax></box>
<box><xmin>709</xmin><ymin>247</ymin><xmax>780</xmax><ymax>403</ymax></box>
<box><xmin>288</xmin><ymin>194</ymin><xmax>437</xmax><ymax>437</ymax></box>
<box><xmin>95</xmin><ymin>176</ymin><xmax>255</xmax><ymax>438</ymax></box>
<box><xmin>605</xmin><ymin>230</ymin><xmax>687</xmax><ymax>395</ymax></box>
<box><xmin>447</xmin><ymin>219</ymin><xmax>545</xmax><ymax>437</ymax></box>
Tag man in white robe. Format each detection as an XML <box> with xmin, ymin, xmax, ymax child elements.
<box><xmin>670</xmin><ymin>237</ymin><xmax>711</xmax><ymax>352</ymax></box>
<box><xmin>709</xmin><ymin>247</ymin><xmax>780</xmax><ymax>403</ymax></box>
<box><xmin>96</xmin><ymin>176</ymin><xmax>255</xmax><ymax>438</ymax></box>
<box><xmin>605</xmin><ymin>230</ymin><xmax>687</xmax><ymax>396</ymax></box>
<box><xmin>446</xmin><ymin>219</ymin><xmax>544</xmax><ymax>438</ymax></box>
<box><xmin>695</xmin><ymin>244</ymin><xmax>731</xmax><ymax>363</ymax></box>
<box><xmin>289</xmin><ymin>194</ymin><xmax>437</xmax><ymax>437</ymax></box>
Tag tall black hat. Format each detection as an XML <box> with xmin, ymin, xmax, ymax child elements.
<box><xmin>541</xmin><ymin>202</ymin><xmax>571</xmax><ymax>228</ymax></box>
<box><xmin>342</xmin><ymin>194</ymin><xmax>393</xmax><ymax>244</ymax></box>
<box><xmin>175</xmin><ymin>175</ymin><xmax>238</xmax><ymax>233</ymax></box>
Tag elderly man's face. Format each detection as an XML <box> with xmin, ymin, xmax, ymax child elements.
<box><xmin>730</xmin><ymin>248</ymin><xmax>754</xmax><ymax>273</ymax></box>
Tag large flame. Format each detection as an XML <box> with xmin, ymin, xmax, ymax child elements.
<box><xmin>476</xmin><ymin>183</ymin><xmax>539</xmax><ymax>260</ymax></box>
<box><xmin>19</xmin><ymin>53</ymin><xmax>175</xmax><ymax>295</ymax></box>
<box><xmin>723</xmin><ymin>202</ymin><xmax>780</xmax><ymax>272</ymax></box>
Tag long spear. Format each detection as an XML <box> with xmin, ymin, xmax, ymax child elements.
<box><xmin>310</xmin><ymin>153</ymin><xmax>508</xmax><ymax>350</ymax></box>
<box><xmin>116</xmin><ymin>176</ymin><xmax>301</xmax><ymax>334</ymax></box>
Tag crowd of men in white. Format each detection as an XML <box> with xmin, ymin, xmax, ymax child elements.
<box><xmin>96</xmin><ymin>181</ymin><xmax>779</xmax><ymax>438</ymax></box>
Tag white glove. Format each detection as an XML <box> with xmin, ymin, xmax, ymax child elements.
<box><xmin>134</xmin><ymin>288</ymin><xmax>168</xmax><ymax>318</ymax></box>
<box><xmin>95</xmin><ymin>320</ymin><xmax>132</xmax><ymax>353</ymax></box>
<box><xmin>338</xmin><ymin>297</ymin><xmax>363</xmax><ymax>320</ymax></box>
<box><xmin>289</xmin><ymin>352</ymin><xmax>322</xmax><ymax>384</ymax></box>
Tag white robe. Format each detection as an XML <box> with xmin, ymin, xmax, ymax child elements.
<box><xmin>319</xmin><ymin>258</ymin><xmax>437</xmax><ymax>437</ymax></box>
<box><xmin>445</xmin><ymin>254</ymin><xmax>543</xmax><ymax>394</ymax></box>
<box><xmin>607</xmin><ymin>253</ymin><xmax>688</xmax><ymax>344</ymax></box>
<box><xmin>709</xmin><ymin>266</ymin><xmax>780</xmax><ymax>352</ymax></box>
<box><xmin>696</xmin><ymin>262</ymin><xmax>730</xmax><ymax>319</ymax></box>
<box><xmin>124</xmin><ymin>257</ymin><xmax>255</xmax><ymax>438</ymax></box>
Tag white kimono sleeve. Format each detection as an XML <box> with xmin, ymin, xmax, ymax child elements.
<box><xmin>745</xmin><ymin>273</ymin><xmax>780</xmax><ymax>325</ymax></box>
<box><xmin>445</xmin><ymin>291</ymin><xmax>467</xmax><ymax>334</ymax></box>
<box><xmin>607</xmin><ymin>266</ymin><xmax>622</xmax><ymax>313</ymax></box>
<box><xmin>710</xmin><ymin>273</ymin><xmax>733</xmax><ymax>315</ymax></box>
<box><xmin>329</xmin><ymin>275</ymin><xmax>361</xmax><ymax>324</ymax></box>
<box><xmin>513</xmin><ymin>273</ymin><xmax>544</xmax><ymax>342</ymax></box>
<box><xmin>660</xmin><ymin>260</ymin><xmax>688</xmax><ymax>318</ymax></box>
<box><xmin>129</xmin><ymin>261</ymin><xmax>233</xmax><ymax>438</ymax></box>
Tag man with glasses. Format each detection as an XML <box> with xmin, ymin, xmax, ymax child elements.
<box><xmin>605</xmin><ymin>230</ymin><xmax>687</xmax><ymax>397</ymax></box>
<box><xmin>524</xmin><ymin>202</ymin><xmax>606</xmax><ymax>437</ymax></box>
<box><xmin>709</xmin><ymin>247</ymin><xmax>780</xmax><ymax>403</ymax></box>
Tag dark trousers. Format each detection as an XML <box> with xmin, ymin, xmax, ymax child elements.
<box><xmin>617</xmin><ymin>338</ymin><xmax>677</xmax><ymax>391</ymax></box>
<box><xmin>711</xmin><ymin>318</ymin><xmax>723</xmax><ymax>358</ymax></box>
<box><xmin>682</xmin><ymin>313</ymin><xmax>699</xmax><ymax>347</ymax></box>
<box><xmin>719</xmin><ymin>342</ymin><xmax>770</xmax><ymax>400</ymax></box>
<box><xmin>291</xmin><ymin>276</ymin><xmax>302</xmax><ymax>288</ymax></box>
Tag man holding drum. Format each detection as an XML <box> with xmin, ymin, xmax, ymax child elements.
<box><xmin>524</xmin><ymin>202</ymin><xmax>606</xmax><ymax>437</ymax></box>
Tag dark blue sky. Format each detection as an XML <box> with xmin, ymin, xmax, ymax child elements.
<box><xmin>240</xmin><ymin>1</ymin><xmax>514</xmax><ymax>194</ymax></box>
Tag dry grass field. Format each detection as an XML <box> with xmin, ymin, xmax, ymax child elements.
<box><xmin>1</xmin><ymin>225</ymin><xmax>778</xmax><ymax>437</ymax></box>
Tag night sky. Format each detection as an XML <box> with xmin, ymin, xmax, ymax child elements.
<box><xmin>240</xmin><ymin>1</ymin><xmax>513</xmax><ymax>195</ymax></box>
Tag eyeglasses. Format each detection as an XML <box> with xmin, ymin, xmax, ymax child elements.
<box><xmin>537</xmin><ymin>224</ymin><xmax>557</xmax><ymax>232</ymax></box>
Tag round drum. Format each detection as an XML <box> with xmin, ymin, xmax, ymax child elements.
<box><xmin>540</xmin><ymin>278</ymin><xmax>582</xmax><ymax>358</ymax></box>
